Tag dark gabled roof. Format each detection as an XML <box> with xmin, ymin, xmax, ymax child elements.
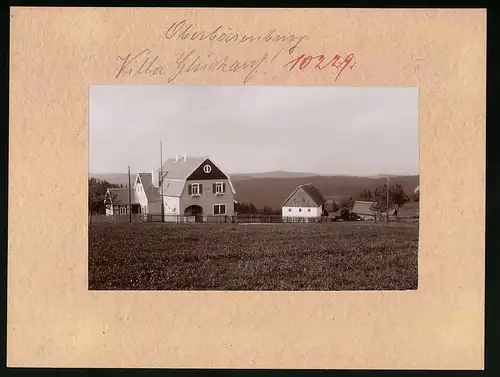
<box><xmin>136</xmin><ymin>173</ymin><xmax>160</xmax><ymax>202</ymax></box>
<box><xmin>282</xmin><ymin>183</ymin><xmax>326</xmax><ymax>207</ymax></box>
<box><xmin>301</xmin><ymin>184</ymin><xmax>326</xmax><ymax>207</ymax></box>
<box><xmin>107</xmin><ymin>188</ymin><xmax>140</xmax><ymax>205</ymax></box>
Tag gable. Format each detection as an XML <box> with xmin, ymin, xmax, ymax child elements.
<box><xmin>283</xmin><ymin>187</ymin><xmax>320</xmax><ymax>208</ymax></box>
<box><xmin>187</xmin><ymin>159</ymin><xmax>228</xmax><ymax>181</ymax></box>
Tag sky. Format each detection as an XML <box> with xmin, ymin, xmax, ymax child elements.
<box><xmin>89</xmin><ymin>85</ymin><xmax>419</xmax><ymax>176</ymax></box>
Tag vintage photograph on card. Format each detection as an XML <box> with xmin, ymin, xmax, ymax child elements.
<box><xmin>88</xmin><ymin>85</ymin><xmax>419</xmax><ymax>291</ymax></box>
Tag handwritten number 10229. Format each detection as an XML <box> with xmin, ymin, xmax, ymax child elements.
<box><xmin>284</xmin><ymin>53</ymin><xmax>356</xmax><ymax>82</ymax></box>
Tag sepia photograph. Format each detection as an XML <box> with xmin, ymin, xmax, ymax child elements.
<box><xmin>89</xmin><ymin>85</ymin><xmax>420</xmax><ymax>291</ymax></box>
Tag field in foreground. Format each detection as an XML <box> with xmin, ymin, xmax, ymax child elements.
<box><xmin>88</xmin><ymin>222</ymin><xmax>418</xmax><ymax>291</ymax></box>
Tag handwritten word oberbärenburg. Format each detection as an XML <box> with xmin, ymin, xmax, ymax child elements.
<box><xmin>165</xmin><ymin>20</ymin><xmax>307</xmax><ymax>54</ymax></box>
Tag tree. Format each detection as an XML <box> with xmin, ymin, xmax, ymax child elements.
<box><xmin>339</xmin><ymin>196</ymin><xmax>355</xmax><ymax>210</ymax></box>
<box><xmin>359</xmin><ymin>189</ymin><xmax>373</xmax><ymax>201</ymax></box>
<box><xmin>340</xmin><ymin>207</ymin><xmax>350</xmax><ymax>221</ymax></box>
<box><xmin>248</xmin><ymin>202</ymin><xmax>257</xmax><ymax>214</ymax></box>
<box><xmin>234</xmin><ymin>201</ymin><xmax>258</xmax><ymax>214</ymax></box>
<box><xmin>391</xmin><ymin>184</ymin><xmax>410</xmax><ymax>210</ymax></box>
<box><xmin>88</xmin><ymin>178</ymin><xmax>120</xmax><ymax>223</ymax></box>
<box><xmin>262</xmin><ymin>205</ymin><xmax>273</xmax><ymax>215</ymax></box>
<box><xmin>369</xmin><ymin>183</ymin><xmax>410</xmax><ymax>220</ymax></box>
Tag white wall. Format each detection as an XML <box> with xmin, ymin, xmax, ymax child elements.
<box><xmin>282</xmin><ymin>206</ymin><xmax>321</xmax><ymax>218</ymax></box>
<box><xmin>164</xmin><ymin>196</ymin><xmax>180</xmax><ymax>214</ymax></box>
<box><xmin>135</xmin><ymin>183</ymin><xmax>149</xmax><ymax>213</ymax></box>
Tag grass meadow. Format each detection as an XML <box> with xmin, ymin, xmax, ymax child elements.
<box><xmin>88</xmin><ymin>221</ymin><xmax>418</xmax><ymax>291</ymax></box>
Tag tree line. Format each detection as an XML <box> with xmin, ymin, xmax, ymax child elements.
<box><xmin>88</xmin><ymin>178</ymin><xmax>120</xmax><ymax>220</ymax></box>
<box><xmin>234</xmin><ymin>202</ymin><xmax>281</xmax><ymax>215</ymax></box>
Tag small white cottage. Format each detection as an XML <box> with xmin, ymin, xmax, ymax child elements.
<box><xmin>281</xmin><ymin>183</ymin><xmax>326</xmax><ymax>219</ymax></box>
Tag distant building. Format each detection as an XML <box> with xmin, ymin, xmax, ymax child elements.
<box><xmin>414</xmin><ymin>185</ymin><xmax>420</xmax><ymax>194</ymax></box>
<box><xmin>281</xmin><ymin>183</ymin><xmax>326</xmax><ymax>219</ymax></box>
<box><xmin>351</xmin><ymin>200</ymin><xmax>377</xmax><ymax>220</ymax></box>
<box><xmin>105</xmin><ymin>172</ymin><xmax>162</xmax><ymax>216</ymax></box>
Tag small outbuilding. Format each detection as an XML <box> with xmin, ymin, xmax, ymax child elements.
<box><xmin>281</xmin><ymin>183</ymin><xmax>326</xmax><ymax>219</ymax></box>
<box><xmin>351</xmin><ymin>200</ymin><xmax>377</xmax><ymax>220</ymax></box>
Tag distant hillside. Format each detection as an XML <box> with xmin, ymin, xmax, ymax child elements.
<box><xmin>230</xmin><ymin>171</ymin><xmax>320</xmax><ymax>180</ymax></box>
<box><xmin>232</xmin><ymin>175</ymin><xmax>419</xmax><ymax>210</ymax></box>
<box><xmin>90</xmin><ymin>173</ymin><xmax>133</xmax><ymax>186</ymax></box>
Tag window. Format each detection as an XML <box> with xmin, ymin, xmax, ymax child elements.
<box><xmin>299</xmin><ymin>208</ymin><xmax>302</xmax><ymax>212</ymax></box>
<box><xmin>189</xmin><ymin>183</ymin><xmax>201</xmax><ymax>196</ymax></box>
<box><xmin>288</xmin><ymin>208</ymin><xmax>292</xmax><ymax>212</ymax></box>
<box><xmin>213</xmin><ymin>204</ymin><xmax>226</xmax><ymax>215</ymax></box>
<box><xmin>203</xmin><ymin>164</ymin><xmax>212</xmax><ymax>173</ymax></box>
<box><xmin>120</xmin><ymin>206</ymin><xmax>127</xmax><ymax>215</ymax></box>
<box><xmin>214</xmin><ymin>182</ymin><xmax>226</xmax><ymax>194</ymax></box>
<box><xmin>307</xmin><ymin>208</ymin><xmax>311</xmax><ymax>212</ymax></box>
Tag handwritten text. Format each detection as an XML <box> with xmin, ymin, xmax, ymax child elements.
<box><xmin>284</xmin><ymin>53</ymin><xmax>356</xmax><ymax>82</ymax></box>
<box><xmin>165</xmin><ymin>20</ymin><xmax>307</xmax><ymax>54</ymax></box>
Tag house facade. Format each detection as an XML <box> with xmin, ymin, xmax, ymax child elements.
<box><xmin>154</xmin><ymin>155</ymin><xmax>236</xmax><ymax>220</ymax></box>
<box><xmin>281</xmin><ymin>183</ymin><xmax>326</xmax><ymax>219</ymax></box>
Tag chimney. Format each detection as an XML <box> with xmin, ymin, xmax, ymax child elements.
<box><xmin>175</xmin><ymin>154</ymin><xmax>180</xmax><ymax>163</ymax></box>
<box><xmin>183</xmin><ymin>154</ymin><xmax>187</xmax><ymax>162</ymax></box>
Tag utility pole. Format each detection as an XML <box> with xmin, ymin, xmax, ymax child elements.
<box><xmin>128</xmin><ymin>165</ymin><xmax>132</xmax><ymax>223</ymax></box>
<box><xmin>386</xmin><ymin>176</ymin><xmax>390</xmax><ymax>223</ymax></box>
<box><xmin>160</xmin><ymin>140</ymin><xmax>164</xmax><ymax>222</ymax></box>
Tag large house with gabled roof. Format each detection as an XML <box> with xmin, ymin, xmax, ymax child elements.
<box><xmin>105</xmin><ymin>154</ymin><xmax>236</xmax><ymax>220</ymax></box>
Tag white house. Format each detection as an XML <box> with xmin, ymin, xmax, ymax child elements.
<box><xmin>281</xmin><ymin>183</ymin><xmax>326</xmax><ymax>219</ymax></box>
<box><xmin>105</xmin><ymin>172</ymin><xmax>161</xmax><ymax>216</ymax></box>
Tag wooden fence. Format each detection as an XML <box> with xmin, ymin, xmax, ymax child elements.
<box><xmin>90</xmin><ymin>213</ymin><xmax>419</xmax><ymax>224</ymax></box>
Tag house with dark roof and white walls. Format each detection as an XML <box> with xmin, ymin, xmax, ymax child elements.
<box><xmin>281</xmin><ymin>183</ymin><xmax>327</xmax><ymax>219</ymax></box>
